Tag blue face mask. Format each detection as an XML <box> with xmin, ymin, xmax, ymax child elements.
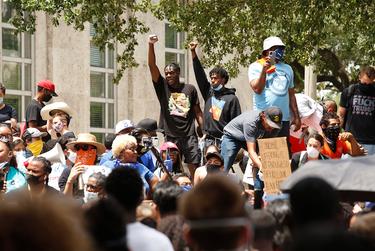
<box><xmin>182</xmin><ymin>185</ymin><xmax>192</xmax><ymax>192</ymax></box>
<box><xmin>274</xmin><ymin>47</ymin><xmax>284</xmax><ymax>61</ymax></box>
<box><xmin>212</xmin><ymin>84</ymin><xmax>223</xmax><ymax>91</ymax></box>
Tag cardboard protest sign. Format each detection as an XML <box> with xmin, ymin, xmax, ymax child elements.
<box><xmin>257</xmin><ymin>137</ymin><xmax>291</xmax><ymax>194</ymax></box>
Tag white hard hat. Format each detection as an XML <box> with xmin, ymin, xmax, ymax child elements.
<box><xmin>263</xmin><ymin>36</ymin><xmax>285</xmax><ymax>51</ymax></box>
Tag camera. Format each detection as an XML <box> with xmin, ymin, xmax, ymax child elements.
<box><xmin>142</xmin><ymin>137</ymin><xmax>153</xmax><ymax>148</ymax></box>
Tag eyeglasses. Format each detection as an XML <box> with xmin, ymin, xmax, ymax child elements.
<box><xmin>74</xmin><ymin>144</ymin><xmax>96</xmax><ymax>151</ymax></box>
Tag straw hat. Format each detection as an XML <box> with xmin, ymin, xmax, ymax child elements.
<box><xmin>66</xmin><ymin>133</ymin><xmax>106</xmax><ymax>155</ymax></box>
<box><xmin>41</xmin><ymin>101</ymin><xmax>73</xmax><ymax>120</ymax></box>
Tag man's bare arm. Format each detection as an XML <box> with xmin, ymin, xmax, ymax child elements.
<box><xmin>194</xmin><ymin>104</ymin><xmax>204</xmax><ymax>137</ymax></box>
<box><xmin>247</xmin><ymin>141</ymin><xmax>262</xmax><ymax>170</ymax></box>
<box><xmin>148</xmin><ymin>35</ymin><xmax>161</xmax><ymax>83</ymax></box>
<box><xmin>289</xmin><ymin>88</ymin><xmax>301</xmax><ymax>131</ymax></box>
<box><xmin>338</xmin><ymin>106</ymin><xmax>347</xmax><ymax>128</ymax></box>
<box><xmin>249</xmin><ymin>60</ymin><xmax>271</xmax><ymax>94</ymax></box>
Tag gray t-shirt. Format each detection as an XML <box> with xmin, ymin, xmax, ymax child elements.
<box><xmin>223</xmin><ymin>110</ymin><xmax>266</xmax><ymax>142</ymax></box>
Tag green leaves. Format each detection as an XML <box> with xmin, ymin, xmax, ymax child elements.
<box><xmin>8</xmin><ymin>0</ymin><xmax>150</xmax><ymax>83</ymax></box>
<box><xmin>152</xmin><ymin>0</ymin><xmax>374</xmax><ymax>90</ymax></box>
<box><xmin>7</xmin><ymin>0</ymin><xmax>375</xmax><ymax>87</ymax></box>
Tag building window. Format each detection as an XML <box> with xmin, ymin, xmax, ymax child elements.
<box><xmin>90</xmin><ymin>25</ymin><xmax>116</xmax><ymax>143</ymax></box>
<box><xmin>165</xmin><ymin>23</ymin><xmax>187</xmax><ymax>82</ymax></box>
<box><xmin>1</xmin><ymin>0</ymin><xmax>33</xmax><ymax>122</ymax></box>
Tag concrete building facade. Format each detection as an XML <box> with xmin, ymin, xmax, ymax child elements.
<box><xmin>1</xmin><ymin>2</ymin><xmax>252</xmax><ymax>142</ymax></box>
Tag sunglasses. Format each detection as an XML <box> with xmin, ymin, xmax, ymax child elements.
<box><xmin>74</xmin><ymin>144</ymin><xmax>96</xmax><ymax>151</ymax></box>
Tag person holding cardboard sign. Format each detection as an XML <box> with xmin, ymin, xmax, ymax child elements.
<box><xmin>221</xmin><ymin>106</ymin><xmax>283</xmax><ymax>208</ymax></box>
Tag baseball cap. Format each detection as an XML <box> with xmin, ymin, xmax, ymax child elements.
<box><xmin>264</xmin><ymin>106</ymin><xmax>283</xmax><ymax>129</ymax></box>
<box><xmin>136</xmin><ymin>118</ymin><xmax>158</xmax><ymax>132</ymax></box>
<box><xmin>160</xmin><ymin>142</ymin><xmax>179</xmax><ymax>152</ymax></box>
<box><xmin>37</xmin><ymin>80</ymin><xmax>58</xmax><ymax>96</ymax></box>
<box><xmin>205</xmin><ymin>152</ymin><xmax>224</xmax><ymax>165</ymax></box>
<box><xmin>115</xmin><ymin>120</ymin><xmax>135</xmax><ymax>134</ymax></box>
<box><xmin>24</xmin><ymin>128</ymin><xmax>48</xmax><ymax>139</ymax></box>
<box><xmin>263</xmin><ymin>36</ymin><xmax>285</xmax><ymax>52</ymax></box>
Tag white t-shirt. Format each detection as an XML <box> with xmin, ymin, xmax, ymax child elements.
<box><xmin>127</xmin><ymin>222</ymin><xmax>174</xmax><ymax>251</ymax></box>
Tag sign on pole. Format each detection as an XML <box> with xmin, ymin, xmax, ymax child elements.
<box><xmin>257</xmin><ymin>137</ymin><xmax>291</xmax><ymax>194</ymax></box>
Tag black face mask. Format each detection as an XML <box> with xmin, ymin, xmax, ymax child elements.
<box><xmin>323</xmin><ymin>125</ymin><xmax>340</xmax><ymax>144</ymax></box>
<box><xmin>43</xmin><ymin>94</ymin><xmax>52</xmax><ymax>103</ymax></box>
<box><xmin>26</xmin><ymin>174</ymin><xmax>44</xmax><ymax>186</ymax></box>
<box><xmin>206</xmin><ymin>164</ymin><xmax>223</xmax><ymax>174</ymax></box>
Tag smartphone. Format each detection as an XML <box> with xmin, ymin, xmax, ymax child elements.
<box><xmin>268</xmin><ymin>51</ymin><xmax>276</xmax><ymax>65</ymax></box>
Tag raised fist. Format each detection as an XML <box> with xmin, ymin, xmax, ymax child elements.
<box><xmin>148</xmin><ymin>34</ymin><xmax>159</xmax><ymax>44</ymax></box>
<box><xmin>189</xmin><ymin>41</ymin><xmax>198</xmax><ymax>50</ymax></box>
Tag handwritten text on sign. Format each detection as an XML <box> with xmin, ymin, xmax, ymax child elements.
<box><xmin>258</xmin><ymin>137</ymin><xmax>291</xmax><ymax>194</ymax></box>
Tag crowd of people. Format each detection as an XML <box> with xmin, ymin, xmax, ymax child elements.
<box><xmin>0</xmin><ymin>35</ymin><xmax>374</xmax><ymax>251</ymax></box>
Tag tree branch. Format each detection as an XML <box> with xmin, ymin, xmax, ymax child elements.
<box><xmin>317</xmin><ymin>75</ymin><xmax>344</xmax><ymax>91</ymax></box>
<box><xmin>318</xmin><ymin>48</ymin><xmax>350</xmax><ymax>88</ymax></box>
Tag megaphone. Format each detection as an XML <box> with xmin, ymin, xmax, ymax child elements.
<box><xmin>40</xmin><ymin>143</ymin><xmax>66</xmax><ymax>166</ymax></box>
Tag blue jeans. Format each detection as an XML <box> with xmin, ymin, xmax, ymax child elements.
<box><xmin>362</xmin><ymin>144</ymin><xmax>375</xmax><ymax>155</ymax></box>
<box><xmin>221</xmin><ymin>134</ymin><xmax>246</xmax><ymax>172</ymax></box>
<box><xmin>221</xmin><ymin>134</ymin><xmax>264</xmax><ymax>190</ymax></box>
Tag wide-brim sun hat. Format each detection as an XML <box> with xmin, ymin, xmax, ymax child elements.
<box><xmin>41</xmin><ymin>101</ymin><xmax>73</xmax><ymax>120</ymax></box>
<box><xmin>66</xmin><ymin>133</ymin><xmax>106</xmax><ymax>155</ymax></box>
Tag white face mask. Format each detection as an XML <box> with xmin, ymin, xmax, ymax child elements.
<box><xmin>306</xmin><ymin>146</ymin><xmax>320</xmax><ymax>159</ymax></box>
<box><xmin>84</xmin><ymin>191</ymin><xmax>99</xmax><ymax>203</ymax></box>
<box><xmin>52</xmin><ymin>122</ymin><xmax>64</xmax><ymax>133</ymax></box>
<box><xmin>0</xmin><ymin>97</ymin><xmax>3</xmax><ymax>105</ymax></box>
<box><xmin>67</xmin><ymin>151</ymin><xmax>76</xmax><ymax>164</ymax></box>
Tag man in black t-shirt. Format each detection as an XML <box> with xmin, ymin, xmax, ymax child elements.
<box><xmin>338</xmin><ymin>66</ymin><xmax>375</xmax><ymax>155</ymax></box>
<box><xmin>25</xmin><ymin>80</ymin><xmax>58</xmax><ymax>134</ymax></box>
<box><xmin>148</xmin><ymin>34</ymin><xmax>203</xmax><ymax>177</ymax></box>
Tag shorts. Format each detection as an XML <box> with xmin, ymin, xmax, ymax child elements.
<box><xmin>166</xmin><ymin>135</ymin><xmax>201</xmax><ymax>165</ymax></box>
